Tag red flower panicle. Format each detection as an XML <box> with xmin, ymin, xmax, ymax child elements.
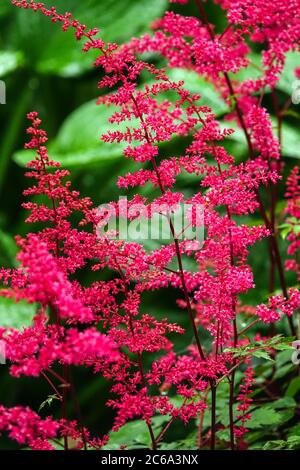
<box><xmin>0</xmin><ymin>0</ymin><xmax>299</xmax><ymax>451</ymax></box>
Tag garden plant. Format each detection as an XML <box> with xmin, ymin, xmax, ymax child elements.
<box><xmin>0</xmin><ymin>0</ymin><xmax>299</xmax><ymax>452</ymax></box>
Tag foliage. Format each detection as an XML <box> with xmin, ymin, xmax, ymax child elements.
<box><xmin>0</xmin><ymin>0</ymin><xmax>299</xmax><ymax>451</ymax></box>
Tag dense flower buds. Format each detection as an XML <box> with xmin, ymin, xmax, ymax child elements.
<box><xmin>2</xmin><ymin>0</ymin><xmax>299</xmax><ymax>451</ymax></box>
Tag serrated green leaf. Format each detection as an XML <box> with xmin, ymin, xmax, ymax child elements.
<box><xmin>246</xmin><ymin>407</ymin><xmax>282</xmax><ymax>429</ymax></box>
<box><xmin>38</xmin><ymin>394</ymin><xmax>60</xmax><ymax>412</ymax></box>
<box><xmin>263</xmin><ymin>440</ymin><xmax>286</xmax><ymax>450</ymax></box>
<box><xmin>252</xmin><ymin>350</ymin><xmax>274</xmax><ymax>361</ymax></box>
<box><xmin>272</xmin><ymin>397</ymin><xmax>296</xmax><ymax>409</ymax></box>
<box><xmin>273</xmin><ymin>342</ymin><xmax>294</xmax><ymax>351</ymax></box>
<box><xmin>263</xmin><ymin>435</ymin><xmax>300</xmax><ymax>451</ymax></box>
<box><xmin>287</xmin><ymin>436</ymin><xmax>300</xmax><ymax>450</ymax></box>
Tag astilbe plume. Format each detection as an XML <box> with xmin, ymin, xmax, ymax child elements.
<box><xmin>234</xmin><ymin>365</ymin><xmax>254</xmax><ymax>448</ymax></box>
<box><xmin>1</xmin><ymin>0</ymin><xmax>299</xmax><ymax>451</ymax></box>
<box><xmin>284</xmin><ymin>166</ymin><xmax>300</xmax><ymax>282</ymax></box>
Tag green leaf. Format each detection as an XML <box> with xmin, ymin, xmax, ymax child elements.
<box><xmin>273</xmin><ymin>342</ymin><xmax>294</xmax><ymax>351</ymax></box>
<box><xmin>272</xmin><ymin>397</ymin><xmax>296</xmax><ymax>409</ymax></box>
<box><xmin>277</xmin><ymin>51</ymin><xmax>300</xmax><ymax>95</ymax></box>
<box><xmin>14</xmin><ymin>0</ymin><xmax>168</xmax><ymax>77</ymax></box>
<box><xmin>14</xmin><ymin>100</ymin><xmax>128</xmax><ymax>168</ymax></box>
<box><xmin>287</xmin><ymin>422</ymin><xmax>300</xmax><ymax>437</ymax></box>
<box><xmin>167</xmin><ymin>69</ymin><xmax>229</xmax><ymax>117</ymax></box>
<box><xmin>104</xmin><ymin>415</ymin><xmax>169</xmax><ymax>450</ymax></box>
<box><xmin>276</xmin><ymin>349</ymin><xmax>293</xmax><ymax>367</ymax></box>
<box><xmin>224</xmin><ymin>335</ymin><xmax>292</xmax><ymax>361</ymax></box>
<box><xmin>247</xmin><ymin>399</ymin><xmax>295</xmax><ymax>433</ymax></box>
<box><xmin>279</xmin><ymin>226</ymin><xmax>292</xmax><ymax>240</ymax></box>
<box><xmin>280</xmin><ymin>122</ymin><xmax>300</xmax><ymax>159</ymax></box>
<box><xmin>0</xmin><ymin>3</ymin><xmax>11</xmax><ymax>19</ymax></box>
<box><xmin>263</xmin><ymin>436</ymin><xmax>300</xmax><ymax>451</ymax></box>
<box><xmin>104</xmin><ymin>420</ymin><xmax>151</xmax><ymax>450</ymax></box>
<box><xmin>287</xmin><ymin>436</ymin><xmax>300</xmax><ymax>450</ymax></box>
<box><xmin>263</xmin><ymin>440</ymin><xmax>286</xmax><ymax>450</ymax></box>
<box><xmin>216</xmin><ymin>428</ymin><xmax>230</xmax><ymax>443</ymax></box>
<box><xmin>273</xmin><ymin>363</ymin><xmax>294</xmax><ymax>380</ymax></box>
<box><xmin>0</xmin><ymin>51</ymin><xmax>24</xmax><ymax>78</ymax></box>
<box><xmin>0</xmin><ymin>297</ymin><xmax>35</xmax><ymax>329</ymax></box>
<box><xmin>285</xmin><ymin>376</ymin><xmax>300</xmax><ymax>397</ymax></box>
<box><xmin>39</xmin><ymin>394</ymin><xmax>60</xmax><ymax>412</ymax></box>
<box><xmin>159</xmin><ymin>431</ymin><xmax>198</xmax><ymax>450</ymax></box>
<box><xmin>246</xmin><ymin>407</ymin><xmax>282</xmax><ymax>429</ymax></box>
<box><xmin>228</xmin><ymin>53</ymin><xmax>262</xmax><ymax>83</ymax></box>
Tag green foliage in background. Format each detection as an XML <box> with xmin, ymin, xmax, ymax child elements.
<box><xmin>0</xmin><ymin>0</ymin><xmax>299</xmax><ymax>450</ymax></box>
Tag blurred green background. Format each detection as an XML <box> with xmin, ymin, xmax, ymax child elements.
<box><xmin>0</xmin><ymin>0</ymin><xmax>299</xmax><ymax>450</ymax></box>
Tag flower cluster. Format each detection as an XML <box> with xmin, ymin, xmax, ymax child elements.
<box><xmin>234</xmin><ymin>366</ymin><xmax>255</xmax><ymax>447</ymax></box>
<box><xmin>284</xmin><ymin>166</ymin><xmax>300</xmax><ymax>282</ymax></box>
<box><xmin>1</xmin><ymin>0</ymin><xmax>299</xmax><ymax>451</ymax></box>
<box><xmin>0</xmin><ymin>406</ymin><xmax>108</xmax><ymax>450</ymax></box>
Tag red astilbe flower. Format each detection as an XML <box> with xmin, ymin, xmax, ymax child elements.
<box><xmin>234</xmin><ymin>366</ymin><xmax>255</xmax><ymax>448</ymax></box>
<box><xmin>1</xmin><ymin>323</ymin><xmax>118</xmax><ymax>378</ymax></box>
<box><xmin>0</xmin><ymin>113</ymin><xmax>120</xmax><ymax>446</ymax></box>
<box><xmin>7</xmin><ymin>234</ymin><xmax>95</xmax><ymax>323</ymax></box>
<box><xmin>21</xmin><ymin>112</ymin><xmax>96</xmax><ymax>273</ymax></box>
<box><xmin>247</xmin><ymin>105</ymin><xmax>280</xmax><ymax>161</ymax></box>
<box><xmin>0</xmin><ymin>406</ymin><xmax>60</xmax><ymax>450</ymax></box>
<box><xmin>0</xmin><ymin>406</ymin><xmax>108</xmax><ymax>450</ymax></box>
<box><xmin>284</xmin><ymin>166</ymin><xmax>300</xmax><ymax>282</ymax></box>
<box><xmin>7</xmin><ymin>0</ymin><xmax>300</xmax><ymax>451</ymax></box>
<box><xmin>256</xmin><ymin>289</ymin><xmax>300</xmax><ymax>323</ymax></box>
<box><xmin>215</xmin><ymin>0</ymin><xmax>300</xmax><ymax>88</ymax></box>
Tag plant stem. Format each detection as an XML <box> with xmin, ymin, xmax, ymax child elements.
<box><xmin>41</xmin><ymin>371</ymin><xmax>63</xmax><ymax>401</ymax></box>
<box><xmin>238</xmin><ymin>318</ymin><xmax>260</xmax><ymax>337</ymax></box>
